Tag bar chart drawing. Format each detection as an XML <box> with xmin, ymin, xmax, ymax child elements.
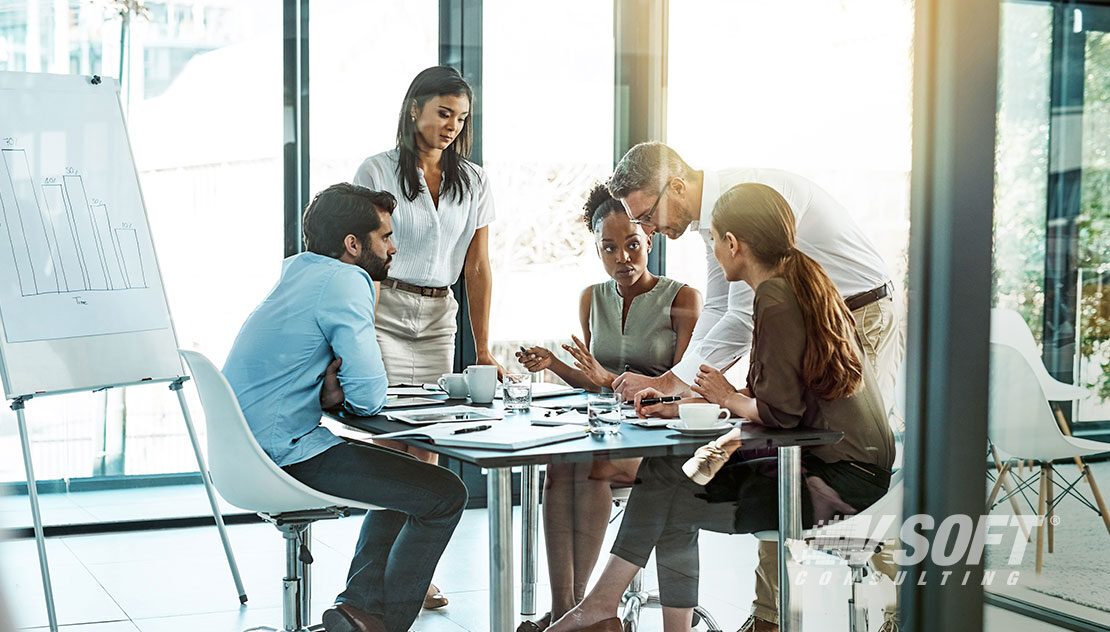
<box><xmin>0</xmin><ymin>146</ymin><xmax>147</xmax><ymax>296</ymax></box>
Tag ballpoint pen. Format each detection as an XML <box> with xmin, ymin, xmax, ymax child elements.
<box><xmin>452</xmin><ymin>424</ymin><xmax>491</xmax><ymax>435</ymax></box>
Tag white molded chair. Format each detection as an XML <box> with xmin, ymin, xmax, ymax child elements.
<box><xmin>179</xmin><ymin>350</ymin><xmax>381</xmax><ymax>632</ymax></box>
<box><xmin>753</xmin><ymin>470</ymin><xmax>904</xmax><ymax>632</ymax></box>
<box><xmin>985</xmin><ymin>334</ymin><xmax>1110</xmax><ymax>573</ymax></box>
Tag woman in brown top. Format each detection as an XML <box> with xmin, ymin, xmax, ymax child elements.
<box><xmin>545</xmin><ymin>183</ymin><xmax>894</xmax><ymax>632</ymax></box>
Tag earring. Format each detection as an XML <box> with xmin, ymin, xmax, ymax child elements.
<box><xmin>410</xmin><ymin>115</ymin><xmax>416</xmax><ymax>122</ymax></box>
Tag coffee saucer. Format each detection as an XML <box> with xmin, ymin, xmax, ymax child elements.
<box><xmin>666</xmin><ymin>421</ymin><xmax>733</xmax><ymax>436</ymax></box>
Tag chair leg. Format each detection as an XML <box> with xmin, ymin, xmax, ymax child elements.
<box><xmin>1051</xmin><ymin>404</ymin><xmax>1110</xmax><ymax>539</ymax></box>
<box><xmin>1046</xmin><ymin>464</ymin><xmax>1054</xmax><ymax>554</ymax></box>
<box><xmin>989</xmin><ymin>447</ymin><xmax>1031</xmax><ymax>540</ymax></box>
<box><xmin>987</xmin><ymin>462</ymin><xmax>1010</xmax><ymax>510</ymax></box>
<box><xmin>1036</xmin><ymin>465</ymin><xmax>1047</xmax><ymax>574</ymax></box>
<box><xmin>1078</xmin><ymin>459</ymin><xmax>1110</xmax><ymax>537</ymax></box>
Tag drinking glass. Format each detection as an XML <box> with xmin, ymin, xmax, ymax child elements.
<box><xmin>503</xmin><ymin>373</ymin><xmax>533</xmax><ymax>411</ymax></box>
<box><xmin>586</xmin><ymin>392</ymin><xmax>622</xmax><ymax>435</ymax></box>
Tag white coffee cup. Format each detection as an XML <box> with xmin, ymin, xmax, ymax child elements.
<box><xmin>437</xmin><ymin>373</ymin><xmax>469</xmax><ymax>399</ymax></box>
<box><xmin>678</xmin><ymin>403</ymin><xmax>730</xmax><ymax>429</ymax></box>
<box><xmin>464</xmin><ymin>365</ymin><xmax>498</xmax><ymax>404</ymax></box>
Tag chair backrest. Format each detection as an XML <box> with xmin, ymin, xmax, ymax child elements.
<box><xmin>990</xmin><ymin>308</ymin><xmax>1087</xmax><ymax>401</ymax></box>
<box><xmin>179</xmin><ymin>349</ymin><xmax>361</xmax><ymax>514</ymax></box>
<box><xmin>988</xmin><ymin>343</ymin><xmax>1080</xmax><ymax>461</ymax></box>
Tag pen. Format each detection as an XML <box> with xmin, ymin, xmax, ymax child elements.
<box><xmin>637</xmin><ymin>396</ymin><xmax>682</xmax><ymax>405</ymax></box>
<box><xmin>719</xmin><ymin>355</ymin><xmax>744</xmax><ymax>372</ymax></box>
<box><xmin>453</xmin><ymin>424</ymin><xmax>491</xmax><ymax>435</ymax></box>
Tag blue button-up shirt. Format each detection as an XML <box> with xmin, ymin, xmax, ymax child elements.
<box><xmin>223</xmin><ymin>252</ymin><xmax>389</xmax><ymax>467</ymax></box>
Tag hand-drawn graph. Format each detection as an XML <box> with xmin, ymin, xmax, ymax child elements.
<box><xmin>0</xmin><ymin>147</ymin><xmax>148</xmax><ymax>297</ymax></box>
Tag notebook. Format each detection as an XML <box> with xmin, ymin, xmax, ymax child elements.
<box><xmin>373</xmin><ymin>421</ymin><xmax>586</xmax><ymax>450</ymax></box>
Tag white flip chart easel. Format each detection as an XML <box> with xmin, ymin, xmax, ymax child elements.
<box><xmin>0</xmin><ymin>71</ymin><xmax>246</xmax><ymax>631</ymax></box>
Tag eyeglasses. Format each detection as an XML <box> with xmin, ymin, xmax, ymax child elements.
<box><xmin>630</xmin><ymin>186</ymin><xmax>667</xmax><ymax>226</ymax></box>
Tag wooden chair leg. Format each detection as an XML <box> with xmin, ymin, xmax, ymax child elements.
<box><xmin>1036</xmin><ymin>464</ymin><xmax>1047</xmax><ymax>574</ymax></box>
<box><xmin>1046</xmin><ymin>463</ymin><xmax>1054</xmax><ymax>554</ymax></box>
<box><xmin>987</xmin><ymin>462</ymin><xmax>1009</xmax><ymax>509</ymax></box>
<box><xmin>990</xmin><ymin>446</ymin><xmax>1031</xmax><ymax>540</ymax></box>
<box><xmin>1051</xmin><ymin>404</ymin><xmax>1110</xmax><ymax>538</ymax></box>
<box><xmin>1079</xmin><ymin>458</ymin><xmax>1110</xmax><ymax>537</ymax></box>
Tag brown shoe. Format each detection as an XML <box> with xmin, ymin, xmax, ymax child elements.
<box><xmin>517</xmin><ymin>612</ymin><xmax>552</xmax><ymax>632</ymax></box>
<box><xmin>321</xmin><ymin>602</ymin><xmax>386</xmax><ymax>632</ymax></box>
<box><xmin>422</xmin><ymin>582</ymin><xmax>449</xmax><ymax>609</ymax></box>
<box><xmin>736</xmin><ymin>615</ymin><xmax>778</xmax><ymax>632</ymax></box>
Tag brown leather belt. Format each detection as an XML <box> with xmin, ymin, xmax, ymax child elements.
<box><xmin>381</xmin><ymin>278</ymin><xmax>451</xmax><ymax>298</ymax></box>
<box><xmin>845</xmin><ymin>281</ymin><xmax>893</xmax><ymax>312</ymax></box>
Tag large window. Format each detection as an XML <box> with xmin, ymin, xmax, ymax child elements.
<box><xmin>308</xmin><ymin>1</ymin><xmax>438</xmax><ymax>195</ymax></box>
<box><xmin>987</xmin><ymin>1</ymin><xmax>1110</xmax><ymax>627</ymax></box>
<box><xmin>481</xmin><ymin>0</ymin><xmax>615</xmax><ymax>372</ymax></box>
<box><xmin>0</xmin><ymin>0</ymin><xmax>281</xmax><ymax>488</ymax></box>
<box><xmin>666</xmin><ymin>0</ymin><xmax>914</xmax><ymax>305</ymax></box>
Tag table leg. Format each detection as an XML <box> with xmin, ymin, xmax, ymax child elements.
<box><xmin>777</xmin><ymin>445</ymin><xmax>802</xmax><ymax>632</ymax></box>
<box><xmin>488</xmin><ymin>467</ymin><xmax>514</xmax><ymax>632</ymax></box>
<box><xmin>15</xmin><ymin>402</ymin><xmax>59</xmax><ymax>632</ymax></box>
<box><xmin>521</xmin><ymin>464</ymin><xmax>540</xmax><ymax>616</ymax></box>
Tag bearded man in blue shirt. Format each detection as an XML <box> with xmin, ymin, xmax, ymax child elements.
<box><xmin>223</xmin><ymin>183</ymin><xmax>467</xmax><ymax>632</ymax></box>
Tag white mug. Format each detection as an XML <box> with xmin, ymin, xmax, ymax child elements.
<box><xmin>464</xmin><ymin>365</ymin><xmax>498</xmax><ymax>404</ymax></box>
<box><xmin>678</xmin><ymin>403</ymin><xmax>730</xmax><ymax>429</ymax></box>
<box><xmin>437</xmin><ymin>373</ymin><xmax>469</xmax><ymax>398</ymax></box>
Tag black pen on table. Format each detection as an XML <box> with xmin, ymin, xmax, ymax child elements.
<box><xmin>453</xmin><ymin>424</ymin><xmax>491</xmax><ymax>435</ymax></box>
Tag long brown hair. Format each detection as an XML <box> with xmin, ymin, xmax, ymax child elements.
<box><xmin>712</xmin><ymin>183</ymin><xmax>862</xmax><ymax>400</ymax></box>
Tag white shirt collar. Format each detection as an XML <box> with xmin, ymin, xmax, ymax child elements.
<box><xmin>691</xmin><ymin>170</ymin><xmax>720</xmax><ymax>232</ymax></box>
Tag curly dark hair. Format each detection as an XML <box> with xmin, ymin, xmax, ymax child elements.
<box><xmin>582</xmin><ymin>182</ymin><xmax>625</xmax><ymax>233</ymax></box>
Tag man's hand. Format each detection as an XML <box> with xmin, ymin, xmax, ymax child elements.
<box><xmin>632</xmin><ymin>387</ymin><xmax>680</xmax><ymax>419</ymax></box>
<box><xmin>477</xmin><ymin>349</ymin><xmax>507</xmax><ymax>380</ymax></box>
<box><xmin>320</xmin><ymin>357</ymin><xmax>345</xmax><ymax>410</ymax></box>
<box><xmin>614</xmin><ymin>370</ymin><xmax>686</xmax><ymax>400</ymax></box>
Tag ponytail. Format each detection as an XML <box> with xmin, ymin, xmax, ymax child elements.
<box><xmin>781</xmin><ymin>250</ymin><xmax>863</xmax><ymax>400</ymax></box>
<box><xmin>712</xmin><ymin>183</ymin><xmax>862</xmax><ymax>400</ymax></box>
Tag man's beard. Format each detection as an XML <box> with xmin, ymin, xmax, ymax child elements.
<box><xmin>358</xmin><ymin>249</ymin><xmax>391</xmax><ymax>281</ymax></box>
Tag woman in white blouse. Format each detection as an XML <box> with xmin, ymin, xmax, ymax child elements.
<box><xmin>353</xmin><ymin>65</ymin><xmax>502</xmax><ymax>609</ymax></box>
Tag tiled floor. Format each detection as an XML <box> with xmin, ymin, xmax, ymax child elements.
<box><xmin>0</xmin><ymin>486</ymin><xmax>1073</xmax><ymax>632</ymax></box>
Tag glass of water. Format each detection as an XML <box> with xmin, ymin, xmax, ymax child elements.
<box><xmin>586</xmin><ymin>392</ymin><xmax>622</xmax><ymax>435</ymax></box>
<box><xmin>503</xmin><ymin>373</ymin><xmax>533</xmax><ymax>411</ymax></box>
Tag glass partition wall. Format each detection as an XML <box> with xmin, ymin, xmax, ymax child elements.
<box><xmin>987</xmin><ymin>1</ymin><xmax>1110</xmax><ymax>627</ymax></box>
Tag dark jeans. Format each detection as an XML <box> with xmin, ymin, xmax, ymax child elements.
<box><xmin>610</xmin><ymin>455</ymin><xmax>889</xmax><ymax>608</ymax></box>
<box><xmin>283</xmin><ymin>439</ymin><xmax>467</xmax><ymax>632</ymax></box>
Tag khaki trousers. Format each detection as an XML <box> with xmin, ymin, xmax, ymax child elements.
<box><xmin>751</xmin><ymin>294</ymin><xmax>905</xmax><ymax>624</ymax></box>
<box><xmin>375</xmin><ymin>285</ymin><xmax>458</xmax><ymax>385</ymax></box>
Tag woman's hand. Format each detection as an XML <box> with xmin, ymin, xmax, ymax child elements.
<box><xmin>633</xmin><ymin>387</ymin><xmax>679</xmax><ymax>419</ymax></box>
<box><xmin>516</xmin><ymin>346</ymin><xmax>554</xmax><ymax>373</ymax></box>
<box><xmin>476</xmin><ymin>349</ymin><xmax>506</xmax><ymax>380</ymax></box>
<box><xmin>692</xmin><ymin>364</ymin><xmax>738</xmax><ymax>407</ymax></box>
<box><xmin>563</xmin><ymin>335</ymin><xmax>616</xmax><ymax>390</ymax></box>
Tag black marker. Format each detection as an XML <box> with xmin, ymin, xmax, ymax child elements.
<box><xmin>453</xmin><ymin>424</ymin><xmax>491</xmax><ymax>435</ymax></box>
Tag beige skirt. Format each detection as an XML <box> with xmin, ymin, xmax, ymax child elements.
<box><xmin>375</xmin><ymin>285</ymin><xmax>458</xmax><ymax>385</ymax></box>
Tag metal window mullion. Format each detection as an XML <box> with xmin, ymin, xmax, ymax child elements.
<box><xmin>283</xmin><ymin>0</ymin><xmax>309</xmax><ymax>257</ymax></box>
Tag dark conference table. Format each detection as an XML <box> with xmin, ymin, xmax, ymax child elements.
<box><xmin>332</xmin><ymin>393</ymin><xmax>842</xmax><ymax>632</ymax></box>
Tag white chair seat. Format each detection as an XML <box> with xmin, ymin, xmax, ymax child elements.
<box><xmin>179</xmin><ymin>349</ymin><xmax>381</xmax><ymax>515</ymax></box>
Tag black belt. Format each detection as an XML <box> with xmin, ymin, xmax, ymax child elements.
<box><xmin>381</xmin><ymin>278</ymin><xmax>451</xmax><ymax>298</ymax></box>
<box><xmin>845</xmin><ymin>282</ymin><xmax>893</xmax><ymax>312</ymax></box>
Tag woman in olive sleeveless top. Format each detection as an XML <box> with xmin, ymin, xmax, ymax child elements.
<box><xmin>514</xmin><ymin>185</ymin><xmax>702</xmax><ymax>631</ymax></box>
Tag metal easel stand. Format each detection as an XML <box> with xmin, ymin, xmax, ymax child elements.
<box><xmin>13</xmin><ymin>395</ymin><xmax>59</xmax><ymax>632</ymax></box>
<box><xmin>170</xmin><ymin>376</ymin><xmax>248</xmax><ymax>604</ymax></box>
